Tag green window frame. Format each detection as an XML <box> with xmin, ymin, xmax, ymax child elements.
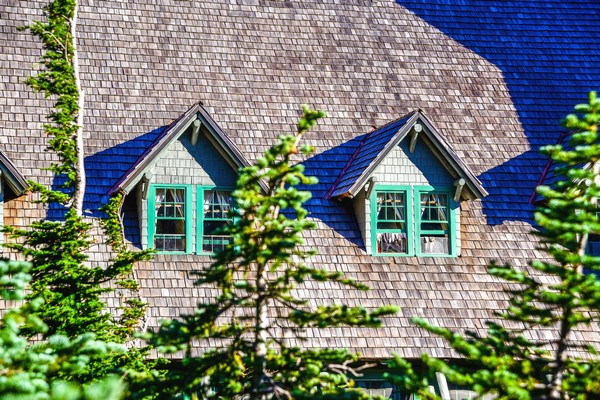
<box><xmin>371</xmin><ymin>186</ymin><xmax>413</xmax><ymax>256</ymax></box>
<box><xmin>196</xmin><ymin>187</ymin><xmax>234</xmax><ymax>255</ymax></box>
<box><xmin>148</xmin><ymin>185</ymin><xmax>234</xmax><ymax>255</ymax></box>
<box><xmin>415</xmin><ymin>186</ymin><xmax>455</xmax><ymax>257</ymax></box>
<box><xmin>148</xmin><ymin>185</ymin><xmax>192</xmax><ymax>254</ymax></box>
<box><xmin>371</xmin><ymin>185</ymin><xmax>457</xmax><ymax>257</ymax></box>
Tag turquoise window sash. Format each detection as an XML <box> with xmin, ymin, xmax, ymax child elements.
<box><xmin>195</xmin><ymin>185</ymin><xmax>235</xmax><ymax>255</ymax></box>
<box><xmin>414</xmin><ymin>186</ymin><xmax>457</xmax><ymax>258</ymax></box>
<box><xmin>148</xmin><ymin>184</ymin><xmax>193</xmax><ymax>254</ymax></box>
<box><xmin>371</xmin><ymin>185</ymin><xmax>457</xmax><ymax>257</ymax></box>
<box><xmin>371</xmin><ymin>185</ymin><xmax>413</xmax><ymax>257</ymax></box>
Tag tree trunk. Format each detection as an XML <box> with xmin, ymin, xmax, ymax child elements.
<box><xmin>252</xmin><ymin>264</ymin><xmax>269</xmax><ymax>400</ymax></box>
<box><xmin>71</xmin><ymin>0</ymin><xmax>86</xmax><ymax>216</ymax></box>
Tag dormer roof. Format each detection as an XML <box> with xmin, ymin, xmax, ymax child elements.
<box><xmin>326</xmin><ymin>110</ymin><xmax>488</xmax><ymax>201</ymax></box>
<box><xmin>108</xmin><ymin>102</ymin><xmax>267</xmax><ymax>196</ymax></box>
<box><xmin>0</xmin><ymin>149</ymin><xmax>27</xmax><ymax>196</ymax></box>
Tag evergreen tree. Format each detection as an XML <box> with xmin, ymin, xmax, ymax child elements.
<box><xmin>148</xmin><ymin>107</ymin><xmax>398</xmax><ymax>400</ymax></box>
<box><xmin>386</xmin><ymin>93</ymin><xmax>600</xmax><ymax>399</ymax></box>
<box><xmin>0</xmin><ymin>260</ymin><xmax>126</xmax><ymax>400</ymax></box>
<box><xmin>3</xmin><ymin>0</ymin><xmax>155</xmax><ymax>389</ymax></box>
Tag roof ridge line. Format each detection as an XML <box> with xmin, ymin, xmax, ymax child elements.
<box><xmin>325</xmin><ymin>129</ymin><xmax>374</xmax><ymax>200</ymax></box>
<box><xmin>108</xmin><ymin>102</ymin><xmax>203</xmax><ymax>196</ymax></box>
<box><xmin>371</xmin><ymin>109</ymin><xmax>418</xmax><ymax>134</ymax></box>
<box><xmin>325</xmin><ymin>110</ymin><xmax>419</xmax><ymax>200</ymax></box>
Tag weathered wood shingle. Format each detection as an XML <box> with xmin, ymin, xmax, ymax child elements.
<box><xmin>1</xmin><ymin>0</ymin><xmax>599</xmax><ymax>359</ymax></box>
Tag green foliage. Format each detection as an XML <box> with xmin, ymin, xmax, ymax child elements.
<box><xmin>19</xmin><ymin>0</ymin><xmax>79</xmax><ymax>200</ymax></box>
<box><xmin>5</xmin><ymin>208</ymin><xmax>110</xmax><ymax>338</ymax></box>
<box><xmin>3</xmin><ymin>199</ymin><xmax>156</xmax><ymax>389</ymax></box>
<box><xmin>0</xmin><ymin>260</ymin><xmax>126</xmax><ymax>400</ymax></box>
<box><xmin>6</xmin><ymin>0</ymin><xmax>158</xmax><ymax>395</ymax></box>
<box><xmin>148</xmin><ymin>106</ymin><xmax>398</xmax><ymax>399</ymax></box>
<box><xmin>386</xmin><ymin>93</ymin><xmax>600</xmax><ymax>399</ymax></box>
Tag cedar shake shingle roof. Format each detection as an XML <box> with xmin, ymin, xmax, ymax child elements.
<box><xmin>326</xmin><ymin>110</ymin><xmax>487</xmax><ymax>200</ymax></box>
<box><xmin>1</xmin><ymin>0</ymin><xmax>599</xmax><ymax>359</ymax></box>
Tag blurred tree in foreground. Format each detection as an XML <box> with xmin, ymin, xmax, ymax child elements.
<box><xmin>148</xmin><ymin>107</ymin><xmax>398</xmax><ymax>399</ymax></box>
<box><xmin>387</xmin><ymin>93</ymin><xmax>600</xmax><ymax>399</ymax></box>
<box><xmin>0</xmin><ymin>260</ymin><xmax>126</xmax><ymax>400</ymax></box>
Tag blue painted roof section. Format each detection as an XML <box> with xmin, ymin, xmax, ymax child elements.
<box><xmin>83</xmin><ymin>128</ymin><xmax>163</xmax><ymax>215</ymax></box>
<box><xmin>104</xmin><ymin>102</ymin><xmax>267</xmax><ymax>202</ymax></box>
<box><xmin>328</xmin><ymin>112</ymin><xmax>416</xmax><ymax>198</ymax></box>
<box><xmin>106</xmin><ymin>103</ymin><xmax>201</xmax><ymax>197</ymax></box>
<box><xmin>397</xmin><ymin>0</ymin><xmax>600</xmax><ymax>224</ymax></box>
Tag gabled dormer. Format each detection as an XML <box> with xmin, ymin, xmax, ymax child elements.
<box><xmin>327</xmin><ymin>110</ymin><xmax>487</xmax><ymax>257</ymax></box>
<box><xmin>109</xmin><ymin>103</ymin><xmax>266</xmax><ymax>255</ymax></box>
<box><xmin>0</xmin><ymin>150</ymin><xmax>28</xmax><ymax>243</ymax></box>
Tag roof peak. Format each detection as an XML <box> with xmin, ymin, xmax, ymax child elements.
<box><xmin>327</xmin><ymin>110</ymin><xmax>487</xmax><ymax>200</ymax></box>
<box><xmin>108</xmin><ymin>102</ymin><xmax>267</xmax><ymax>196</ymax></box>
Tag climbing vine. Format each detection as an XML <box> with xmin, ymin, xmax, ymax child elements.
<box><xmin>5</xmin><ymin>0</ymin><xmax>156</xmax><ymax>391</ymax></box>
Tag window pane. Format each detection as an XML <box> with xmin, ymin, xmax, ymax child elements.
<box><xmin>203</xmin><ymin>220</ymin><xmax>231</xmax><ymax>253</ymax></box>
<box><xmin>202</xmin><ymin>190</ymin><xmax>233</xmax><ymax>253</ymax></box>
<box><xmin>155</xmin><ymin>236</ymin><xmax>186</xmax><ymax>252</ymax></box>
<box><xmin>420</xmin><ymin>193</ymin><xmax>448</xmax><ymax>223</ymax></box>
<box><xmin>377</xmin><ymin>192</ymin><xmax>405</xmax><ymax>222</ymax></box>
<box><xmin>204</xmin><ymin>220</ymin><xmax>230</xmax><ymax>236</ymax></box>
<box><xmin>377</xmin><ymin>232</ymin><xmax>407</xmax><ymax>254</ymax></box>
<box><xmin>156</xmin><ymin>219</ymin><xmax>185</xmax><ymax>235</ymax></box>
<box><xmin>377</xmin><ymin>221</ymin><xmax>405</xmax><ymax>230</ymax></box>
<box><xmin>156</xmin><ymin>188</ymin><xmax>185</xmax><ymax>218</ymax></box>
<box><xmin>375</xmin><ymin>191</ymin><xmax>408</xmax><ymax>254</ymax></box>
<box><xmin>420</xmin><ymin>236</ymin><xmax>449</xmax><ymax>254</ymax></box>
<box><xmin>202</xmin><ymin>235</ymin><xmax>230</xmax><ymax>253</ymax></box>
<box><xmin>204</xmin><ymin>190</ymin><xmax>232</xmax><ymax>219</ymax></box>
<box><xmin>420</xmin><ymin>192</ymin><xmax>449</xmax><ymax>255</ymax></box>
<box><xmin>154</xmin><ymin>187</ymin><xmax>187</xmax><ymax>252</ymax></box>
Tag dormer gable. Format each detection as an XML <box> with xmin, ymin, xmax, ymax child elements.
<box><xmin>327</xmin><ymin>110</ymin><xmax>487</xmax><ymax>201</ymax></box>
<box><xmin>0</xmin><ymin>150</ymin><xmax>27</xmax><ymax>243</ymax></box>
<box><xmin>109</xmin><ymin>103</ymin><xmax>265</xmax><ymax>254</ymax></box>
<box><xmin>109</xmin><ymin>102</ymin><xmax>266</xmax><ymax>197</ymax></box>
<box><xmin>327</xmin><ymin>111</ymin><xmax>487</xmax><ymax>257</ymax></box>
<box><xmin>0</xmin><ymin>150</ymin><xmax>27</xmax><ymax>198</ymax></box>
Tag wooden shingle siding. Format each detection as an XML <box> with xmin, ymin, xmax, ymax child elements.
<box><xmin>151</xmin><ymin>129</ymin><xmax>237</xmax><ymax>188</ymax></box>
<box><xmin>0</xmin><ymin>180</ymin><xmax>4</xmax><ymax>244</ymax></box>
<box><xmin>374</xmin><ymin>139</ymin><xmax>453</xmax><ymax>186</ymax></box>
<box><xmin>1</xmin><ymin>0</ymin><xmax>599</xmax><ymax>359</ymax></box>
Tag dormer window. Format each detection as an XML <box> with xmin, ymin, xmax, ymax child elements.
<box><xmin>200</xmin><ymin>189</ymin><xmax>233</xmax><ymax>253</ymax></box>
<box><xmin>109</xmin><ymin>103</ymin><xmax>267</xmax><ymax>256</ymax></box>
<box><xmin>372</xmin><ymin>186</ymin><xmax>457</xmax><ymax>257</ymax></box>
<box><xmin>326</xmin><ymin>110</ymin><xmax>487</xmax><ymax>258</ymax></box>
<box><xmin>149</xmin><ymin>186</ymin><xmax>191</xmax><ymax>253</ymax></box>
